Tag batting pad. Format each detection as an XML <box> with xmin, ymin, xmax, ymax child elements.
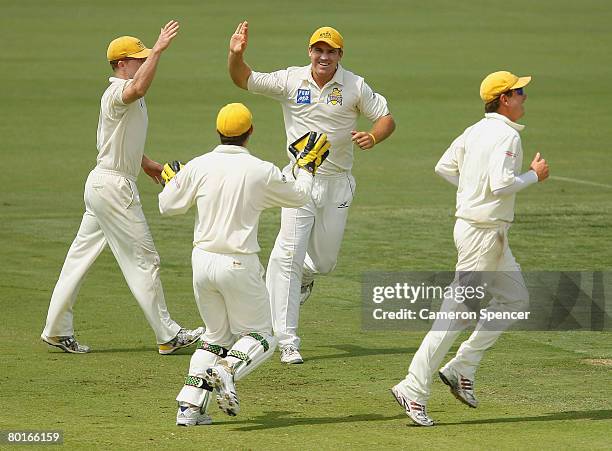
<box><xmin>230</xmin><ymin>333</ymin><xmax>278</xmax><ymax>381</ymax></box>
<box><xmin>176</xmin><ymin>348</ymin><xmax>220</xmax><ymax>408</ymax></box>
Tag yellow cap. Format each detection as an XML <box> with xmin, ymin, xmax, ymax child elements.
<box><xmin>480</xmin><ymin>71</ymin><xmax>531</xmax><ymax>103</ymax></box>
<box><xmin>107</xmin><ymin>36</ymin><xmax>151</xmax><ymax>62</ymax></box>
<box><xmin>216</xmin><ymin>103</ymin><xmax>253</xmax><ymax>137</ymax></box>
<box><xmin>309</xmin><ymin>26</ymin><xmax>344</xmax><ymax>49</ymax></box>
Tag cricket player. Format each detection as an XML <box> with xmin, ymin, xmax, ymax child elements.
<box><xmin>228</xmin><ymin>22</ymin><xmax>396</xmax><ymax>363</ymax></box>
<box><xmin>41</xmin><ymin>21</ymin><xmax>203</xmax><ymax>354</ymax></box>
<box><xmin>159</xmin><ymin>103</ymin><xmax>330</xmax><ymax>425</ymax></box>
<box><xmin>391</xmin><ymin>71</ymin><xmax>549</xmax><ymax>426</ymax></box>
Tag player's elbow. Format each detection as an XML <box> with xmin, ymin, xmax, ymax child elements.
<box><xmin>232</xmin><ymin>75</ymin><xmax>249</xmax><ymax>90</ymax></box>
<box><xmin>123</xmin><ymin>85</ymin><xmax>147</xmax><ymax>104</ymax></box>
<box><xmin>228</xmin><ymin>65</ymin><xmax>250</xmax><ymax>90</ymax></box>
<box><xmin>131</xmin><ymin>83</ymin><xmax>149</xmax><ymax>99</ymax></box>
<box><xmin>386</xmin><ymin>115</ymin><xmax>397</xmax><ymax>134</ymax></box>
<box><xmin>434</xmin><ymin>164</ymin><xmax>446</xmax><ymax>177</ymax></box>
<box><xmin>158</xmin><ymin>197</ymin><xmax>173</xmax><ymax>216</ymax></box>
<box><xmin>158</xmin><ymin>202</ymin><xmax>169</xmax><ymax>216</ymax></box>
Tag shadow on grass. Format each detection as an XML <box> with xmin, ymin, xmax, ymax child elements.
<box><xmin>440</xmin><ymin>409</ymin><xmax>612</xmax><ymax>426</ymax></box>
<box><xmin>44</xmin><ymin>346</ymin><xmax>180</xmax><ymax>354</ymax></box>
<box><xmin>93</xmin><ymin>347</ymin><xmax>197</xmax><ymax>355</ymax></box>
<box><xmin>306</xmin><ymin>344</ymin><xmax>418</xmax><ymax>362</ymax></box>
<box><xmin>92</xmin><ymin>346</ymin><xmax>158</xmax><ymax>354</ymax></box>
<box><xmin>214</xmin><ymin>410</ymin><xmax>407</xmax><ymax>431</ymax></box>
<box><xmin>213</xmin><ymin>409</ymin><xmax>612</xmax><ymax>431</ymax></box>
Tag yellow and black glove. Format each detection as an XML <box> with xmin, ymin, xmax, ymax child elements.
<box><xmin>161</xmin><ymin>161</ymin><xmax>184</xmax><ymax>186</ymax></box>
<box><xmin>290</xmin><ymin>132</ymin><xmax>331</xmax><ymax>177</ymax></box>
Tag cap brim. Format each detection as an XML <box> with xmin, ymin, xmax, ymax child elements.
<box><xmin>129</xmin><ymin>48</ymin><xmax>151</xmax><ymax>59</ymax></box>
<box><xmin>512</xmin><ymin>76</ymin><xmax>531</xmax><ymax>90</ymax></box>
<box><xmin>309</xmin><ymin>38</ymin><xmax>342</xmax><ymax>49</ymax></box>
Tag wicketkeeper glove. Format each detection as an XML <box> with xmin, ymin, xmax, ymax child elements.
<box><xmin>161</xmin><ymin>160</ymin><xmax>184</xmax><ymax>186</ymax></box>
<box><xmin>290</xmin><ymin>132</ymin><xmax>331</xmax><ymax>177</ymax></box>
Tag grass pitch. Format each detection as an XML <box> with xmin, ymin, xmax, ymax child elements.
<box><xmin>1</xmin><ymin>0</ymin><xmax>611</xmax><ymax>449</ymax></box>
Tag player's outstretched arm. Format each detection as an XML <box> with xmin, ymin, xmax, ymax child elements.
<box><xmin>123</xmin><ymin>20</ymin><xmax>180</xmax><ymax>104</ymax></box>
<box><xmin>228</xmin><ymin>21</ymin><xmax>253</xmax><ymax>90</ymax></box>
<box><xmin>351</xmin><ymin>114</ymin><xmax>396</xmax><ymax>150</ymax></box>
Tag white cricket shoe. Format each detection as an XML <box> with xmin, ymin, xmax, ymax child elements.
<box><xmin>439</xmin><ymin>365</ymin><xmax>479</xmax><ymax>408</ymax></box>
<box><xmin>204</xmin><ymin>365</ymin><xmax>240</xmax><ymax>416</ymax></box>
<box><xmin>299</xmin><ymin>281</ymin><xmax>314</xmax><ymax>305</ymax></box>
<box><xmin>41</xmin><ymin>334</ymin><xmax>90</xmax><ymax>354</ymax></box>
<box><xmin>176</xmin><ymin>403</ymin><xmax>212</xmax><ymax>426</ymax></box>
<box><xmin>280</xmin><ymin>345</ymin><xmax>304</xmax><ymax>364</ymax></box>
<box><xmin>159</xmin><ymin>327</ymin><xmax>205</xmax><ymax>355</ymax></box>
<box><xmin>391</xmin><ymin>384</ymin><xmax>435</xmax><ymax>427</ymax></box>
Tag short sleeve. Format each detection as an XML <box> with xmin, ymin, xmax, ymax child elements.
<box><xmin>357</xmin><ymin>80</ymin><xmax>390</xmax><ymax>122</ymax></box>
<box><xmin>489</xmin><ymin>134</ymin><xmax>522</xmax><ymax>191</ymax></box>
<box><xmin>247</xmin><ymin>70</ymin><xmax>289</xmax><ymax>101</ymax></box>
<box><xmin>102</xmin><ymin>80</ymin><xmax>130</xmax><ymax>119</ymax></box>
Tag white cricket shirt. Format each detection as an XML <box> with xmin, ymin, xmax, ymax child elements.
<box><xmin>435</xmin><ymin>113</ymin><xmax>525</xmax><ymax>225</ymax></box>
<box><xmin>158</xmin><ymin>145</ymin><xmax>313</xmax><ymax>254</ymax></box>
<box><xmin>248</xmin><ymin>64</ymin><xmax>389</xmax><ymax>175</ymax></box>
<box><xmin>95</xmin><ymin>77</ymin><xmax>148</xmax><ymax>180</ymax></box>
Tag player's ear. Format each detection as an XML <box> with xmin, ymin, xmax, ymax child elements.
<box><xmin>338</xmin><ymin>48</ymin><xmax>343</xmax><ymax>58</ymax></box>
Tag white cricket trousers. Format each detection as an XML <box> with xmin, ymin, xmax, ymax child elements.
<box><xmin>42</xmin><ymin>169</ymin><xmax>181</xmax><ymax>344</ymax></box>
<box><xmin>193</xmin><ymin>248</ymin><xmax>273</xmax><ymax>345</ymax></box>
<box><xmin>400</xmin><ymin>218</ymin><xmax>529</xmax><ymax>404</ymax></box>
<box><xmin>266</xmin><ymin>170</ymin><xmax>356</xmax><ymax>349</ymax></box>
<box><xmin>175</xmin><ymin>249</ymin><xmax>276</xmax><ymax>410</ymax></box>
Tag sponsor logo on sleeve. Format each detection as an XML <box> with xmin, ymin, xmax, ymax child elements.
<box><xmin>296</xmin><ymin>89</ymin><xmax>311</xmax><ymax>104</ymax></box>
<box><xmin>505</xmin><ymin>150</ymin><xmax>516</xmax><ymax>158</ymax></box>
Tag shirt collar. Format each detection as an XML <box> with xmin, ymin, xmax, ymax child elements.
<box><xmin>108</xmin><ymin>76</ymin><xmax>131</xmax><ymax>83</ymax></box>
<box><xmin>303</xmin><ymin>64</ymin><xmax>345</xmax><ymax>87</ymax></box>
<box><xmin>212</xmin><ymin>145</ymin><xmax>251</xmax><ymax>155</ymax></box>
<box><xmin>484</xmin><ymin>112</ymin><xmax>525</xmax><ymax>131</ymax></box>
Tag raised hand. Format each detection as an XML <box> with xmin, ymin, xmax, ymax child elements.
<box><xmin>230</xmin><ymin>21</ymin><xmax>249</xmax><ymax>55</ymax></box>
<box><xmin>153</xmin><ymin>20</ymin><xmax>180</xmax><ymax>53</ymax></box>
<box><xmin>530</xmin><ymin>152</ymin><xmax>549</xmax><ymax>181</ymax></box>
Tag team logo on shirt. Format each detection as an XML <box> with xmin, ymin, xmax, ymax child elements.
<box><xmin>327</xmin><ymin>87</ymin><xmax>343</xmax><ymax>105</ymax></box>
<box><xmin>296</xmin><ymin>89</ymin><xmax>311</xmax><ymax>104</ymax></box>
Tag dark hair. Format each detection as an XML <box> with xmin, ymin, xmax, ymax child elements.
<box><xmin>485</xmin><ymin>89</ymin><xmax>514</xmax><ymax>113</ymax></box>
<box><xmin>218</xmin><ymin>129</ymin><xmax>251</xmax><ymax>146</ymax></box>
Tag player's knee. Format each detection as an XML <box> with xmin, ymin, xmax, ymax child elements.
<box><xmin>312</xmin><ymin>258</ymin><xmax>337</xmax><ymax>275</ymax></box>
<box><xmin>136</xmin><ymin>246</ymin><xmax>161</xmax><ymax>270</ymax></box>
<box><xmin>269</xmin><ymin>247</ymin><xmax>304</xmax><ymax>273</ymax></box>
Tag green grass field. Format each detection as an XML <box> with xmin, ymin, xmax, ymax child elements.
<box><xmin>1</xmin><ymin>0</ymin><xmax>611</xmax><ymax>449</ymax></box>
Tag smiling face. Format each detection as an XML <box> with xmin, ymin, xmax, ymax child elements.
<box><xmin>308</xmin><ymin>41</ymin><xmax>343</xmax><ymax>87</ymax></box>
